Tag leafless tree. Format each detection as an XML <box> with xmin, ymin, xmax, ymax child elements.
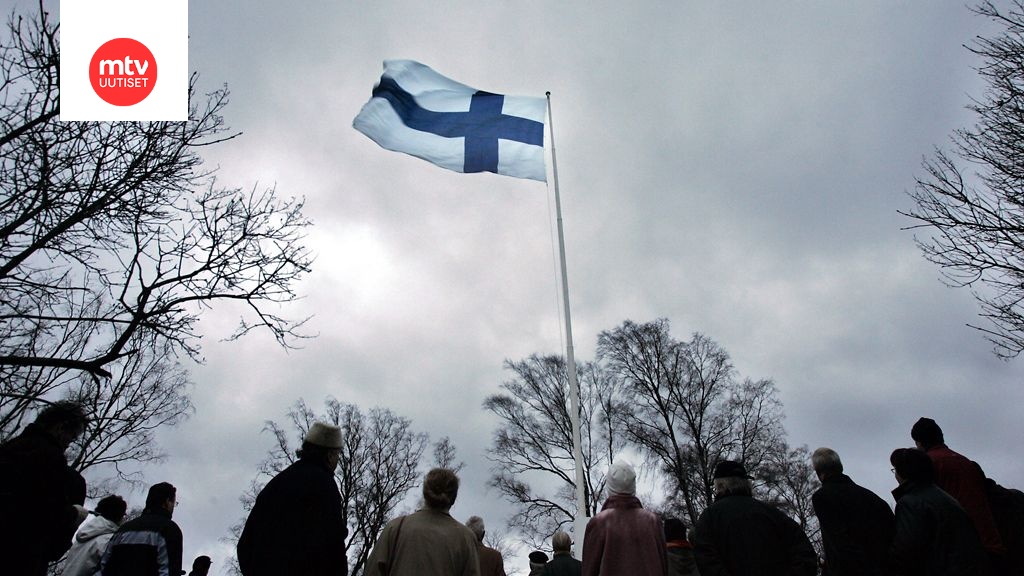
<box><xmin>230</xmin><ymin>398</ymin><xmax>429</xmax><ymax>576</ymax></box>
<box><xmin>432</xmin><ymin>435</ymin><xmax>465</xmax><ymax>473</ymax></box>
<box><xmin>483</xmin><ymin>354</ymin><xmax>627</xmax><ymax>548</ymax></box>
<box><xmin>903</xmin><ymin>0</ymin><xmax>1024</xmax><ymax>358</ymax></box>
<box><xmin>759</xmin><ymin>443</ymin><xmax>822</xmax><ymax>556</ymax></box>
<box><xmin>0</xmin><ymin>3</ymin><xmax>310</xmax><ymax>482</ymax></box>
<box><xmin>597</xmin><ymin>319</ymin><xmax>788</xmax><ymax>526</ymax></box>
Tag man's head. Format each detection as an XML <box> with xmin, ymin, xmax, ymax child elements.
<box><xmin>712</xmin><ymin>460</ymin><xmax>753</xmax><ymax>498</ymax></box>
<box><xmin>95</xmin><ymin>494</ymin><xmax>128</xmax><ymax>525</ymax></box>
<box><xmin>191</xmin><ymin>555</ymin><xmax>212</xmax><ymax>576</ymax></box>
<box><xmin>890</xmin><ymin>447</ymin><xmax>934</xmax><ymax>486</ymax></box>
<box><xmin>465</xmin><ymin>515</ymin><xmax>486</xmax><ymax>542</ymax></box>
<box><xmin>664</xmin><ymin>517</ymin><xmax>688</xmax><ymax>542</ymax></box>
<box><xmin>422</xmin><ymin>468</ymin><xmax>459</xmax><ymax>511</ymax></box>
<box><xmin>528</xmin><ymin>550</ymin><xmax>549</xmax><ymax>569</ymax></box>
<box><xmin>811</xmin><ymin>447</ymin><xmax>843</xmax><ymax>481</ymax></box>
<box><xmin>34</xmin><ymin>401</ymin><xmax>88</xmax><ymax>450</ymax></box>
<box><xmin>607</xmin><ymin>462</ymin><xmax>636</xmax><ymax>496</ymax></box>
<box><xmin>298</xmin><ymin>422</ymin><xmax>343</xmax><ymax>470</ymax></box>
<box><xmin>910</xmin><ymin>417</ymin><xmax>944</xmax><ymax>450</ymax></box>
<box><xmin>552</xmin><ymin>530</ymin><xmax>572</xmax><ymax>554</ymax></box>
<box><xmin>146</xmin><ymin>482</ymin><xmax>177</xmax><ymax>515</ymax></box>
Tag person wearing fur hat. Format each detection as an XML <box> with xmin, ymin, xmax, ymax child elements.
<box><xmin>237</xmin><ymin>422</ymin><xmax>349</xmax><ymax>576</ymax></box>
<box><xmin>364</xmin><ymin>468</ymin><xmax>480</xmax><ymax>576</ymax></box>
<box><xmin>528</xmin><ymin>550</ymin><xmax>549</xmax><ymax>576</ymax></box>
<box><xmin>581</xmin><ymin>462</ymin><xmax>666</xmax><ymax>576</ymax></box>
<box><xmin>911</xmin><ymin>417</ymin><xmax>1005</xmax><ymax>567</ymax></box>
<box><xmin>692</xmin><ymin>460</ymin><xmax>816</xmax><ymax>576</ymax></box>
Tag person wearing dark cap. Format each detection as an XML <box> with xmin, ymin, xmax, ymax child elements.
<box><xmin>581</xmin><ymin>462</ymin><xmax>666</xmax><ymax>576</ymax></box>
<box><xmin>98</xmin><ymin>482</ymin><xmax>183</xmax><ymax>576</ymax></box>
<box><xmin>664</xmin><ymin>518</ymin><xmax>699</xmax><ymax>576</ymax></box>
<box><xmin>692</xmin><ymin>460</ymin><xmax>816</xmax><ymax>576</ymax></box>
<box><xmin>911</xmin><ymin>417</ymin><xmax>1004</xmax><ymax>567</ymax></box>
<box><xmin>64</xmin><ymin>495</ymin><xmax>128</xmax><ymax>576</ymax></box>
<box><xmin>810</xmin><ymin>447</ymin><xmax>894</xmax><ymax>576</ymax></box>
<box><xmin>889</xmin><ymin>447</ymin><xmax>986</xmax><ymax>576</ymax></box>
<box><xmin>543</xmin><ymin>531</ymin><xmax>581</xmax><ymax>576</ymax></box>
<box><xmin>238</xmin><ymin>422</ymin><xmax>349</xmax><ymax>576</ymax></box>
<box><xmin>0</xmin><ymin>401</ymin><xmax>90</xmax><ymax>576</ymax></box>
<box><xmin>188</xmin><ymin>555</ymin><xmax>212</xmax><ymax>576</ymax></box>
<box><xmin>528</xmin><ymin>550</ymin><xmax>549</xmax><ymax>576</ymax></box>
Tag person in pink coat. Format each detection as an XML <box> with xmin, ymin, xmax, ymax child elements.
<box><xmin>581</xmin><ymin>462</ymin><xmax>667</xmax><ymax>576</ymax></box>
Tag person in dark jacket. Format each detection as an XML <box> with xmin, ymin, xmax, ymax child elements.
<box><xmin>98</xmin><ymin>482</ymin><xmax>183</xmax><ymax>576</ymax></box>
<box><xmin>693</xmin><ymin>460</ymin><xmax>817</xmax><ymax>576</ymax></box>
<box><xmin>466</xmin><ymin>515</ymin><xmax>506</xmax><ymax>576</ymax></box>
<box><xmin>528</xmin><ymin>551</ymin><xmax>549</xmax><ymax>576</ymax></box>
<box><xmin>664</xmin><ymin>518</ymin><xmax>700</xmax><ymax>576</ymax></box>
<box><xmin>0</xmin><ymin>401</ymin><xmax>89</xmax><ymax>576</ymax></box>
<box><xmin>187</xmin><ymin>555</ymin><xmax>212</xmax><ymax>576</ymax></box>
<box><xmin>984</xmin><ymin>476</ymin><xmax>1024</xmax><ymax>576</ymax></box>
<box><xmin>811</xmin><ymin>447</ymin><xmax>895</xmax><ymax>576</ymax></box>
<box><xmin>237</xmin><ymin>422</ymin><xmax>348</xmax><ymax>576</ymax></box>
<box><xmin>910</xmin><ymin>417</ymin><xmax>1004</xmax><ymax>567</ymax></box>
<box><xmin>543</xmin><ymin>531</ymin><xmax>581</xmax><ymax>576</ymax></box>
<box><xmin>888</xmin><ymin>447</ymin><xmax>985</xmax><ymax>576</ymax></box>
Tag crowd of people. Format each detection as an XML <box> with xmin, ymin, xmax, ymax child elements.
<box><xmin>1</xmin><ymin>401</ymin><xmax>1021</xmax><ymax>576</ymax></box>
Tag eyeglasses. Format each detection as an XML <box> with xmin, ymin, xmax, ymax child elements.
<box><xmin>890</xmin><ymin>467</ymin><xmax>896</xmax><ymax>474</ymax></box>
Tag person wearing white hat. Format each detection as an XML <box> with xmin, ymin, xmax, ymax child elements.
<box><xmin>237</xmin><ymin>422</ymin><xmax>348</xmax><ymax>576</ymax></box>
<box><xmin>581</xmin><ymin>462</ymin><xmax>666</xmax><ymax>576</ymax></box>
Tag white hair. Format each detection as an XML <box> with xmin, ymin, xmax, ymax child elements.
<box><xmin>811</xmin><ymin>447</ymin><xmax>843</xmax><ymax>476</ymax></box>
<box><xmin>465</xmin><ymin>515</ymin><xmax>485</xmax><ymax>541</ymax></box>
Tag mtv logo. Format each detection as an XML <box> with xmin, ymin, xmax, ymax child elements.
<box><xmin>60</xmin><ymin>1</ymin><xmax>187</xmax><ymax>121</ymax></box>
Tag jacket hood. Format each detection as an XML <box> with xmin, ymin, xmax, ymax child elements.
<box><xmin>76</xmin><ymin>515</ymin><xmax>119</xmax><ymax>542</ymax></box>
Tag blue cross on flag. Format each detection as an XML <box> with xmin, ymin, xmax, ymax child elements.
<box><xmin>353</xmin><ymin>60</ymin><xmax>547</xmax><ymax>182</ymax></box>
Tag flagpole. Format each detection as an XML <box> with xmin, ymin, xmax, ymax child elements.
<box><xmin>546</xmin><ymin>92</ymin><xmax>589</xmax><ymax>557</ymax></box>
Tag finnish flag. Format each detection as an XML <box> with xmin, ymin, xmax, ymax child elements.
<box><xmin>353</xmin><ymin>60</ymin><xmax>547</xmax><ymax>182</ymax></box>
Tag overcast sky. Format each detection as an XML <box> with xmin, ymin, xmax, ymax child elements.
<box><xmin>25</xmin><ymin>0</ymin><xmax>1024</xmax><ymax>574</ymax></box>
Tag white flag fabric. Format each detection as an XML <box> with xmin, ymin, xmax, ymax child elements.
<box><xmin>353</xmin><ymin>60</ymin><xmax>547</xmax><ymax>182</ymax></box>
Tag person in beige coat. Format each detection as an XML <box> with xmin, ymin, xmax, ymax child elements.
<box><xmin>365</xmin><ymin>468</ymin><xmax>480</xmax><ymax>576</ymax></box>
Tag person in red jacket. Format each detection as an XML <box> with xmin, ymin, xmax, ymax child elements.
<box><xmin>581</xmin><ymin>462</ymin><xmax>666</xmax><ymax>576</ymax></box>
<box><xmin>911</xmin><ymin>417</ymin><xmax>1004</xmax><ymax>572</ymax></box>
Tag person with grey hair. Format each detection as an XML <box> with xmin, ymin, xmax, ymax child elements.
<box><xmin>543</xmin><ymin>531</ymin><xmax>581</xmax><ymax>576</ymax></box>
<box><xmin>810</xmin><ymin>447</ymin><xmax>894</xmax><ymax>576</ymax></box>
<box><xmin>693</xmin><ymin>460</ymin><xmax>816</xmax><ymax>576</ymax></box>
<box><xmin>365</xmin><ymin>468</ymin><xmax>480</xmax><ymax>576</ymax></box>
<box><xmin>581</xmin><ymin>462</ymin><xmax>666</xmax><ymax>576</ymax></box>
<box><xmin>465</xmin><ymin>515</ymin><xmax>505</xmax><ymax>576</ymax></box>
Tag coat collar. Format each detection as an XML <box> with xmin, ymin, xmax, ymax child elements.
<box><xmin>601</xmin><ymin>493</ymin><xmax>643</xmax><ymax>511</ymax></box>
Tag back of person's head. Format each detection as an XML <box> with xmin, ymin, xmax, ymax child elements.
<box><xmin>296</xmin><ymin>422</ymin><xmax>343</xmax><ymax>464</ymax></box>
<box><xmin>528</xmin><ymin>550</ymin><xmax>549</xmax><ymax>568</ymax></box>
<box><xmin>664</xmin><ymin>517</ymin><xmax>688</xmax><ymax>542</ymax></box>
<box><xmin>890</xmin><ymin>447</ymin><xmax>934</xmax><ymax>484</ymax></box>
<box><xmin>712</xmin><ymin>460</ymin><xmax>753</xmax><ymax>497</ymax></box>
<box><xmin>423</xmin><ymin>468</ymin><xmax>459</xmax><ymax>510</ymax></box>
<box><xmin>910</xmin><ymin>417</ymin><xmax>944</xmax><ymax>448</ymax></box>
<box><xmin>465</xmin><ymin>515</ymin><xmax>485</xmax><ymax>542</ymax></box>
<box><xmin>34</xmin><ymin>401</ymin><xmax>88</xmax><ymax>445</ymax></box>
<box><xmin>95</xmin><ymin>495</ymin><xmax>128</xmax><ymax>524</ymax></box>
<box><xmin>552</xmin><ymin>530</ymin><xmax>572</xmax><ymax>553</ymax></box>
<box><xmin>811</xmin><ymin>447</ymin><xmax>843</xmax><ymax>476</ymax></box>
<box><xmin>607</xmin><ymin>462</ymin><xmax>637</xmax><ymax>495</ymax></box>
<box><xmin>145</xmin><ymin>482</ymin><xmax>176</xmax><ymax>510</ymax></box>
<box><xmin>191</xmin><ymin>555</ymin><xmax>212</xmax><ymax>575</ymax></box>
